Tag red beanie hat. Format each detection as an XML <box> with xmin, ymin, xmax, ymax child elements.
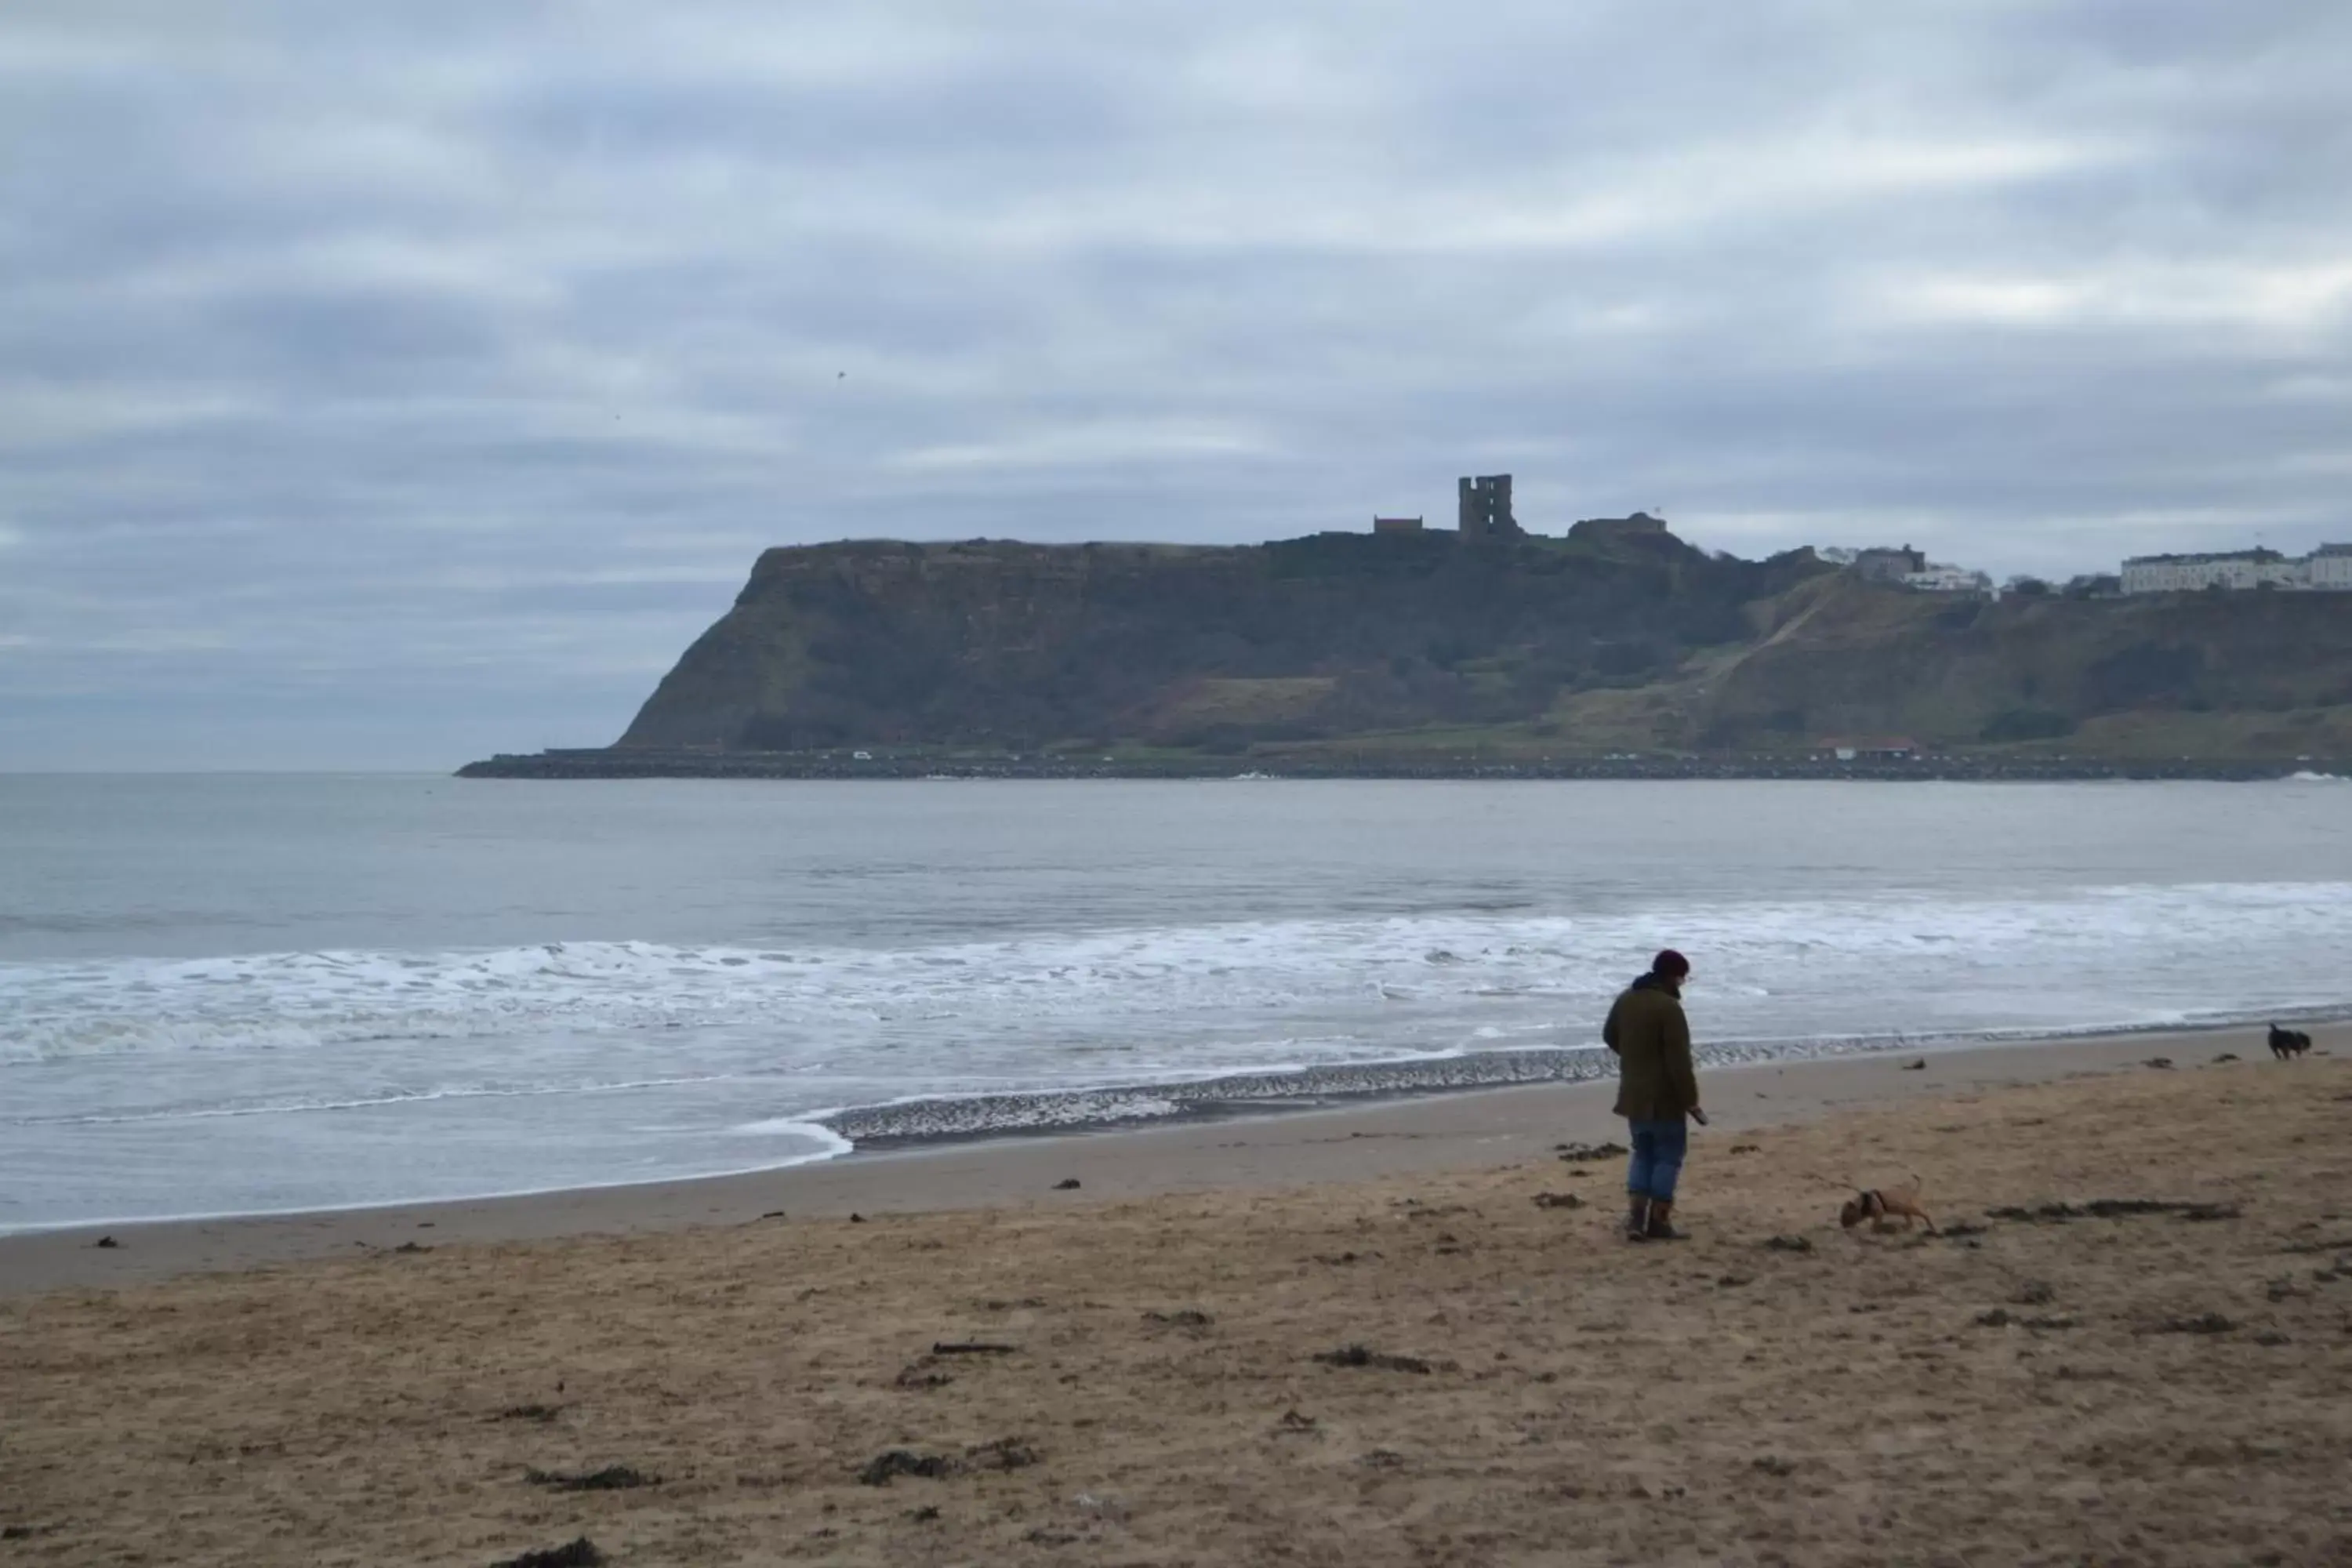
<box><xmin>1651</xmin><ymin>949</ymin><xmax>1690</xmax><ymax>978</ymax></box>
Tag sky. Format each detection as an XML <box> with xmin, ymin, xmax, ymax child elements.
<box><xmin>3</xmin><ymin>2</ymin><xmax>2349</xmax><ymax>769</ymax></box>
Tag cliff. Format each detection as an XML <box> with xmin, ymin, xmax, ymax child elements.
<box><xmin>614</xmin><ymin>524</ymin><xmax>1828</xmax><ymax>753</ymax></box>
<box><xmin>468</xmin><ymin>525</ymin><xmax>2352</xmax><ymax>775</ymax></box>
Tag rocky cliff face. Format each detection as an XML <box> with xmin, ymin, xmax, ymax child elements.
<box><xmin>613</xmin><ymin>528</ymin><xmax>2352</xmax><ymax>761</ymax></box>
<box><xmin>617</xmin><ymin>528</ymin><xmax>1828</xmax><ymax>751</ymax></box>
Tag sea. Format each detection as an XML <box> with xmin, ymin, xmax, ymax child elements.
<box><xmin>5</xmin><ymin>774</ymin><xmax>2349</xmax><ymax>1232</ymax></box>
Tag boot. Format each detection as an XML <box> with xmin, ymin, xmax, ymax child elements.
<box><xmin>1646</xmin><ymin>1199</ymin><xmax>1688</xmax><ymax>1241</ymax></box>
<box><xmin>1624</xmin><ymin>1195</ymin><xmax>1651</xmax><ymax>1242</ymax></box>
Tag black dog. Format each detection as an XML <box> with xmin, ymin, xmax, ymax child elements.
<box><xmin>2269</xmin><ymin>1023</ymin><xmax>2312</xmax><ymax>1061</ymax></box>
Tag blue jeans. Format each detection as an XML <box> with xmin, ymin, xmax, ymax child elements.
<box><xmin>1626</xmin><ymin>1117</ymin><xmax>1688</xmax><ymax>1202</ymax></box>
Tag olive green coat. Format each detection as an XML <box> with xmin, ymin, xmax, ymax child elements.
<box><xmin>1602</xmin><ymin>979</ymin><xmax>1699</xmax><ymax>1120</ymax></box>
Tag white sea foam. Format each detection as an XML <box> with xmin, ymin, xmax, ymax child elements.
<box><xmin>724</xmin><ymin>1117</ymin><xmax>856</xmax><ymax>1153</ymax></box>
<box><xmin>5</xmin><ymin>882</ymin><xmax>2350</xmax><ymax>1073</ymax></box>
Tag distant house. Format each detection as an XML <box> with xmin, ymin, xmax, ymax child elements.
<box><xmin>1829</xmin><ymin>544</ymin><xmax>1987</xmax><ymax>593</ymax></box>
<box><xmin>2310</xmin><ymin>543</ymin><xmax>2352</xmax><ymax>590</ymax></box>
<box><xmin>1849</xmin><ymin>546</ymin><xmax>1927</xmax><ymax>583</ymax></box>
<box><xmin>1373</xmin><ymin>516</ymin><xmax>1425</xmax><ymax>535</ymax></box>
<box><xmin>1819</xmin><ymin>738</ymin><xmax>1919</xmax><ymax>762</ymax></box>
<box><xmin>1902</xmin><ymin>564</ymin><xmax>1994</xmax><ymax>595</ymax></box>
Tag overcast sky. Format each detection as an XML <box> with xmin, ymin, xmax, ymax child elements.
<box><xmin>4</xmin><ymin>2</ymin><xmax>2348</xmax><ymax>768</ymax></box>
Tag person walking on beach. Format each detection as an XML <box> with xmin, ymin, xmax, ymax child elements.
<box><xmin>1602</xmin><ymin>949</ymin><xmax>1706</xmax><ymax>1242</ymax></box>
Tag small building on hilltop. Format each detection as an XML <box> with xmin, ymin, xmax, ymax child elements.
<box><xmin>1817</xmin><ymin>737</ymin><xmax>1920</xmax><ymax>762</ymax></box>
<box><xmin>2121</xmin><ymin>548</ymin><xmax>2300</xmax><ymax>593</ymax></box>
<box><xmin>1849</xmin><ymin>546</ymin><xmax>1927</xmax><ymax>583</ymax></box>
<box><xmin>1373</xmin><ymin>515</ymin><xmax>1425</xmax><ymax>535</ymax></box>
<box><xmin>1903</xmin><ymin>564</ymin><xmax>1994</xmax><ymax>595</ymax></box>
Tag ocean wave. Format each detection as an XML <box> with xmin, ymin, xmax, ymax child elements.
<box><xmin>6</xmin><ymin>882</ymin><xmax>2351</xmax><ymax>1066</ymax></box>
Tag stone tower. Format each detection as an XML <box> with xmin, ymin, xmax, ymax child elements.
<box><xmin>1457</xmin><ymin>474</ymin><xmax>1519</xmax><ymax>540</ymax></box>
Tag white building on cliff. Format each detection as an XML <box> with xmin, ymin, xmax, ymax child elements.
<box><xmin>2121</xmin><ymin>544</ymin><xmax>2352</xmax><ymax>594</ymax></box>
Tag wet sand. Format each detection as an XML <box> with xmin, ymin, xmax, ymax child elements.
<box><xmin>5</xmin><ymin>1027</ymin><xmax>2350</xmax><ymax>1565</ymax></box>
<box><xmin>0</xmin><ymin>1028</ymin><xmax>2280</xmax><ymax>1296</ymax></box>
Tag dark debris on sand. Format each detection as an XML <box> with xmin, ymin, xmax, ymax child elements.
<box><xmin>855</xmin><ymin>1439</ymin><xmax>1033</xmax><ymax>1486</ymax></box>
<box><xmin>1975</xmin><ymin>1308</ymin><xmax>2078</xmax><ymax>1330</ymax></box>
<box><xmin>966</xmin><ymin>1437</ymin><xmax>1039</xmax><ymax>1472</ymax></box>
<box><xmin>490</xmin><ymin>1539</ymin><xmax>601</xmax><ymax>1568</ymax></box>
<box><xmin>2151</xmin><ymin>1312</ymin><xmax>2238</xmax><ymax>1335</ymax></box>
<box><xmin>492</xmin><ymin>1404</ymin><xmax>563</xmax><ymax>1424</ymax></box>
<box><xmin>858</xmin><ymin>1450</ymin><xmax>955</xmax><ymax>1486</ymax></box>
<box><xmin>931</xmin><ymin>1341</ymin><xmax>1018</xmax><ymax>1356</ymax></box>
<box><xmin>1761</xmin><ymin>1234</ymin><xmax>1814</xmax><ymax>1254</ymax></box>
<box><xmin>1554</xmin><ymin>1142</ymin><xmax>1627</xmax><ymax>1163</ymax></box>
<box><xmin>523</xmin><ymin>1465</ymin><xmax>656</xmax><ymax>1492</ymax></box>
<box><xmin>1530</xmin><ymin>1192</ymin><xmax>1585</xmax><ymax>1210</ymax></box>
<box><xmin>1315</xmin><ymin>1345</ymin><xmax>1435</xmax><ymax>1374</ymax></box>
<box><xmin>895</xmin><ymin>1359</ymin><xmax>954</xmax><ymax>1390</ymax></box>
<box><xmin>1987</xmin><ymin>1199</ymin><xmax>2239</xmax><ymax>1224</ymax></box>
<box><xmin>1142</xmin><ymin>1309</ymin><xmax>1214</xmax><ymax>1328</ymax></box>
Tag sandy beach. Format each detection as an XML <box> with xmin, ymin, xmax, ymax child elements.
<box><xmin>0</xmin><ymin>1029</ymin><xmax>2281</xmax><ymax>1296</ymax></box>
<box><xmin>6</xmin><ymin>1026</ymin><xmax>2350</xmax><ymax>1565</ymax></box>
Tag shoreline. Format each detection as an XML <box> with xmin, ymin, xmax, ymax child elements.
<box><xmin>457</xmin><ymin>750</ymin><xmax>2347</xmax><ymax>782</ymax></box>
<box><xmin>1</xmin><ymin>1020</ymin><xmax>2307</xmax><ymax>1298</ymax></box>
<box><xmin>13</xmin><ymin>1014</ymin><xmax>2340</xmax><ymax>1247</ymax></box>
<box><xmin>819</xmin><ymin>1008</ymin><xmax>2352</xmax><ymax>1148</ymax></box>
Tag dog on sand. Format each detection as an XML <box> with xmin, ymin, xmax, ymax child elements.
<box><xmin>1838</xmin><ymin>1174</ymin><xmax>1937</xmax><ymax>1234</ymax></box>
<box><xmin>2269</xmin><ymin>1023</ymin><xmax>2313</xmax><ymax>1061</ymax></box>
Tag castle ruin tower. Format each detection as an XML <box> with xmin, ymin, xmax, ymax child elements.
<box><xmin>1457</xmin><ymin>474</ymin><xmax>1520</xmax><ymax>541</ymax></box>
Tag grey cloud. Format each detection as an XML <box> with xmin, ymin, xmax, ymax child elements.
<box><xmin>1</xmin><ymin>0</ymin><xmax>2348</xmax><ymax>766</ymax></box>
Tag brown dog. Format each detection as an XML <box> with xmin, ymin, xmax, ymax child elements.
<box><xmin>1839</xmin><ymin>1175</ymin><xmax>1936</xmax><ymax>1235</ymax></box>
